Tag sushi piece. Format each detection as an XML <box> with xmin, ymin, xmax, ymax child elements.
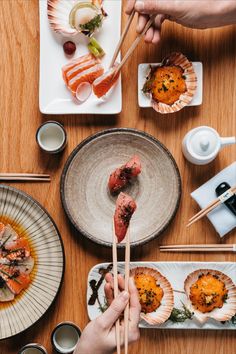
<box><xmin>68</xmin><ymin>63</ymin><xmax>104</xmax><ymax>94</ymax></box>
<box><xmin>130</xmin><ymin>267</ymin><xmax>174</xmax><ymax>325</ymax></box>
<box><xmin>108</xmin><ymin>155</ymin><xmax>141</xmax><ymax>194</ymax></box>
<box><xmin>47</xmin><ymin>0</ymin><xmax>107</xmax><ymax>37</ymax></box>
<box><xmin>184</xmin><ymin>269</ymin><xmax>236</xmax><ymax>323</ymax></box>
<box><xmin>143</xmin><ymin>52</ymin><xmax>197</xmax><ymax>114</ymax></box>
<box><xmin>114</xmin><ymin>192</ymin><xmax>136</xmax><ymax>242</ymax></box>
<box><xmin>93</xmin><ymin>65</ymin><xmax>120</xmax><ymax>98</ymax></box>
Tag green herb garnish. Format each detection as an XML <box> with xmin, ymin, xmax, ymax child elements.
<box><xmin>169</xmin><ymin>302</ymin><xmax>193</xmax><ymax>323</ymax></box>
<box><xmin>80</xmin><ymin>14</ymin><xmax>103</xmax><ymax>36</ymax></box>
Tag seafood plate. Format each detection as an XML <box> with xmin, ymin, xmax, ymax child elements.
<box><xmin>87</xmin><ymin>262</ymin><xmax>236</xmax><ymax>330</ymax></box>
<box><xmin>0</xmin><ymin>185</ymin><xmax>64</xmax><ymax>339</ymax></box>
<box><xmin>40</xmin><ymin>0</ymin><xmax>122</xmax><ymax>114</ymax></box>
<box><xmin>138</xmin><ymin>61</ymin><xmax>203</xmax><ymax>112</ymax></box>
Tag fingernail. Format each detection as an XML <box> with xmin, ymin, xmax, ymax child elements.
<box><xmin>135</xmin><ymin>1</ymin><xmax>144</xmax><ymax>11</ymax></box>
<box><xmin>121</xmin><ymin>291</ymin><xmax>129</xmax><ymax>301</ymax></box>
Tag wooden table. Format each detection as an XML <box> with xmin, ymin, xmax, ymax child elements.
<box><xmin>1</xmin><ymin>1</ymin><xmax>235</xmax><ymax>353</ymax></box>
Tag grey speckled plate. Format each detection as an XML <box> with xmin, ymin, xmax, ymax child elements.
<box><xmin>60</xmin><ymin>128</ymin><xmax>181</xmax><ymax>247</ymax></box>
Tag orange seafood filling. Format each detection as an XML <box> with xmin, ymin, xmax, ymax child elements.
<box><xmin>134</xmin><ymin>274</ymin><xmax>163</xmax><ymax>313</ymax></box>
<box><xmin>149</xmin><ymin>65</ymin><xmax>186</xmax><ymax>105</ymax></box>
<box><xmin>190</xmin><ymin>273</ymin><xmax>228</xmax><ymax>313</ymax></box>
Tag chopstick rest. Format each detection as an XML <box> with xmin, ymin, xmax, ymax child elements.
<box><xmin>215</xmin><ymin>182</ymin><xmax>236</xmax><ymax>216</ymax></box>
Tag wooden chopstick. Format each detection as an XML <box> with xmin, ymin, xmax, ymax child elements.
<box><xmin>110</xmin><ymin>9</ymin><xmax>135</xmax><ymax>68</ymax></box>
<box><xmin>0</xmin><ymin>173</ymin><xmax>50</xmax><ymax>178</ymax></box>
<box><xmin>0</xmin><ymin>177</ymin><xmax>50</xmax><ymax>182</ymax></box>
<box><xmin>114</xmin><ymin>14</ymin><xmax>155</xmax><ymax>75</ymax></box>
<box><xmin>124</xmin><ymin>227</ymin><xmax>130</xmax><ymax>354</ymax></box>
<box><xmin>112</xmin><ymin>223</ymin><xmax>121</xmax><ymax>354</ymax></box>
<box><xmin>160</xmin><ymin>244</ymin><xmax>236</xmax><ymax>252</ymax></box>
<box><xmin>187</xmin><ymin>186</ymin><xmax>236</xmax><ymax>227</ymax></box>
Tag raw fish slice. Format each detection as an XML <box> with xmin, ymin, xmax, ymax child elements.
<box><xmin>68</xmin><ymin>63</ymin><xmax>104</xmax><ymax>94</ymax></box>
<box><xmin>6</xmin><ymin>273</ymin><xmax>31</xmax><ymax>295</ymax></box>
<box><xmin>65</xmin><ymin>58</ymin><xmax>99</xmax><ymax>83</ymax></box>
<box><xmin>13</xmin><ymin>256</ymin><xmax>34</xmax><ymax>275</ymax></box>
<box><xmin>0</xmin><ymin>225</ymin><xmax>18</xmax><ymax>247</ymax></box>
<box><xmin>4</xmin><ymin>238</ymin><xmax>30</xmax><ymax>261</ymax></box>
<box><xmin>108</xmin><ymin>155</ymin><xmax>141</xmax><ymax>194</ymax></box>
<box><xmin>62</xmin><ymin>53</ymin><xmax>94</xmax><ymax>82</ymax></box>
<box><xmin>0</xmin><ymin>284</ymin><xmax>14</xmax><ymax>302</ymax></box>
<box><xmin>114</xmin><ymin>192</ymin><xmax>136</xmax><ymax>243</ymax></box>
<box><xmin>93</xmin><ymin>65</ymin><xmax>120</xmax><ymax>98</ymax></box>
<box><xmin>0</xmin><ymin>223</ymin><xmax>5</xmax><ymax>240</ymax></box>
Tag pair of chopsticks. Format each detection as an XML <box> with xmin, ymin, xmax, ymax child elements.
<box><xmin>187</xmin><ymin>185</ymin><xmax>236</xmax><ymax>227</ymax></box>
<box><xmin>0</xmin><ymin>173</ymin><xmax>51</xmax><ymax>182</ymax></box>
<box><xmin>110</xmin><ymin>10</ymin><xmax>155</xmax><ymax>72</ymax></box>
<box><xmin>112</xmin><ymin>225</ymin><xmax>130</xmax><ymax>354</ymax></box>
<box><xmin>160</xmin><ymin>244</ymin><xmax>236</xmax><ymax>252</ymax></box>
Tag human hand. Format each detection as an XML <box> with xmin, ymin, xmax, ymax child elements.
<box><xmin>126</xmin><ymin>0</ymin><xmax>236</xmax><ymax>42</ymax></box>
<box><xmin>74</xmin><ymin>274</ymin><xmax>141</xmax><ymax>354</ymax></box>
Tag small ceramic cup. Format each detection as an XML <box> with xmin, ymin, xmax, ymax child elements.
<box><xmin>51</xmin><ymin>321</ymin><xmax>81</xmax><ymax>354</ymax></box>
<box><xmin>36</xmin><ymin>121</ymin><xmax>67</xmax><ymax>153</ymax></box>
<box><xmin>18</xmin><ymin>343</ymin><xmax>48</xmax><ymax>354</ymax></box>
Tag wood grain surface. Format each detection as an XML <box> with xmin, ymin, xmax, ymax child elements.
<box><xmin>0</xmin><ymin>1</ymin><xmax>235</xmax><ymax>353</ymax></box>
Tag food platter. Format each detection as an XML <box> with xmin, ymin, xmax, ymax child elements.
<box><xmin>60</xmin><ymin>128</ymin><xmax>181</xmax><ymax>247</ymax></box>
<box><xmin>87</xmin><ymin>262</ymin><xmax>236</xmax><ymax>330</ymax></box>
<box><xmin>39</xmin><ymin>0</ymin><xmax>122</xmax><ymax>114</ymax></box>
<box><xmin>0</xmin><ymin>185</ymin><xmax>65</xmax><ymax>340</ymax></box>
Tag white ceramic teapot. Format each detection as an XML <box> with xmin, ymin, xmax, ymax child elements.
<box><xmin>182</xmin><ymin>126</ymin><xmax>236</xmax><ymax>165</ymax></box>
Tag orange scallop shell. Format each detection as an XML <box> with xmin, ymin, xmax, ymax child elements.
<box><xmin>147</xmin><ymin>52</ymin><xmax>197</xmax><ymax>114</ymax></box>
<box><xmin>184</xmin><ymin>269</ymin><xmax>236</xmax><ymax>324</ymax></box>
<box><xmin>130</xmin><ymin>267</ymin><xmax>174</xmax><ymax>325</ymax></box>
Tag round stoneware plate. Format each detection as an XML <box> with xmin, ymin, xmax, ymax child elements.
<box><xmin>61</xmin><ymin>128</ymin><xmax>181</xmax><ymax>247</ymax></box>
<box><xmin>0</xmin><ymin>185</ymin><xmax>65</xmax><ymax>340</ymax></box>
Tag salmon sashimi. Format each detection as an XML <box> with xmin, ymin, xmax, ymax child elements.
<box><xmin>108</xmin><ymin>155</ymin><xmax>141</xmax><ymax>194</ymax></box>
<box><xmin>62</xmin><ymin>53</ymin><xmax>94</xmax><ymax>82</ymax></box>
<box><xmin>68</xmin><ymin>64</ymin><xmax>104</xmax><ymax>94</ymax></box>
<box><xmin>114</xmin><ymin>192</ymin><xmax>137</xmax><ymax>243</ymax></box>
<box><xmin>93</xmin><ymin>65</ymin><xmax>120</xmax><ymax>98</ymax></box>
<box><xmin>65</xmin><ymin>58</ymin><xmax>99</xmax><ymax>83</ymax></box>
<box><xmin>4</xmin><ymin>238</ymin><xmax>30</xmax><ymax>261</ymax></box>
<box><xmin>0</xmin><ymin>265</ymin><xmax>30</xmax><ymax>294</ymax></box>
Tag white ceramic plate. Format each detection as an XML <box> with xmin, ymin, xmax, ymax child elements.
<box><xmin>0</xmin><ymin>185</ymin><xmax>64</xmax><ymax>339</ymax></box>
<box><xmin>87</xmin><ymin>261</ymin><xmax>236</xmax><ymax>330</ymax></box>
<box><xmin>39</xmin><ymin>0</ymin><xmax>122</xmax><ymax>114</ymax></box>
<box><xmin>138</xmin><ymin>62</ymin><xmax>203</xmax><ymax>108</ymax></box>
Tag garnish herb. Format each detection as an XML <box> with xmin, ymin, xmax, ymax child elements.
<box><xmin>80</xmin><ymin>14</ymin><xmax>102</xmax><ymax>36</ymax></box>
<box><xmin>169</xmin><ymin>302</ymin><xmax>193</xmax><ymax>323</ymax></box>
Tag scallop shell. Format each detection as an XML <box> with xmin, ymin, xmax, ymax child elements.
<box><xmin>130</xmin><ymin>267</ymin><xmax>174</xmax><ymax>325</ymax></box>
<box><xmin>47</xmin><ymin>0</ymin><xmax>104</xmax><ymax>37</ymax></box>
<box><xmin>146</xmin><ymin>52</ymin><xmax>197</xmax><ymax>114</ymax></box>
<box><xmin>184</xmin><ymin>269</ymin><xmax>236</xmax><ymax>324</ymax></box>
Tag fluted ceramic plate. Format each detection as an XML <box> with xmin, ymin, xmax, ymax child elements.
<box><xmin>87</xmin><ymin>262</ymin><xmax>236</xmax><ymax>329</ymax></box>
<box><xmin>61</xmin><ymin>128</ymin><xmax>181</xmax><ymax>247</ymax></box>
<box><xmin>0</xmin><ymin>185</ymin><xmax>64</xmax><ymax>339</ymax></box>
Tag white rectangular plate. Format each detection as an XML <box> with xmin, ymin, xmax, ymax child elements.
<box><xmin>39</xmin><ymin>0</ymin><xmax>122</xmax><ymax>114</ymax></box>
<box><xmin>87</xmin><ymin>262</ymin><xmax>236</xmax><ymax>330</ymax></box>
<box><xmin>138</xmin><ymin>62</ymin><xmax>203</xmax><ymax>108</ymax></box>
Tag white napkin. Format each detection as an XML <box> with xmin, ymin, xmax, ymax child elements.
<box><xmin>191</xmin><ymin>161</ymin><xmax>236</xmax><ymax>237</ymax></box>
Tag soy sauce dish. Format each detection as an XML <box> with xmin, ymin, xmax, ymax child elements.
<box><xmin>36</xmin><ymin>121</ymin><xmax>67</xmax><ymax>153</ymax></box>
<box><xmin>51</xmin><ymin>322</ymin><xmax>81</xmax><ymax>354</ymax></box>
<box><xmin>18</xmin><ymin>343</ymin><xmax>48</xmax><ymax>354</ymax></box>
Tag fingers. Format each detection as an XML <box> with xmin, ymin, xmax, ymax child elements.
<box><xmin>105</xmin><ymin>273</ymin><xmax>125</xmax><ymax>306</ymax></box>
<box><xmin>99</xmin><ymin>291</ymin><xmax>129</xmax><ymax>329</ymax></box>
<box><xmin>136</xmin><ymin>14</ymin><xmax>149</xmax><ymax>33</ymax></box>
<box><xmin>129</xmin><ymin>277</ymin><xmax>141</xmax><ymax>325</ymax></box>
<box><xmin>135</xmin><ymin>0</ymin><xmax>175</xmax><ymax>16</ymax></box>
<box><xmin>125</xmin><ymin>0</ymin><xmax>136</xmax><ymax>15</ymax></box>
<box><xmin>104</xmin><ymin>282</ymin><xmax>113</xmax><ymax>306</ymax></box>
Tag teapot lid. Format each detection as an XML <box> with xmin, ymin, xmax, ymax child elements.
<box><xmin>189</xmin><ymin>127</ymin><xmax>219</xmax><ymax>157</ymax></box>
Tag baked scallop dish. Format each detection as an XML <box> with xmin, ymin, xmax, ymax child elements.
<box><xmin>130</xmin><ymin>267</ymin><xmax>174</xmax><ymax>325</ymax></box>
<box><xmin>143</xmin><ymin>52</ymin><xmax>197</xmax><ymax>114</ymax></box>
<box><xmin>184</xmin><ymin>269</ymin><xmax>236</xmax><ymax>323</ymax></box>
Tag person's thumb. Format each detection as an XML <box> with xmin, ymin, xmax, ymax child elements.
<box><xmin>101</xmin><ymin>291</ymin><xmax>129</xmax><ymax>328</ymax></box>
<box><xmin>135</xmin><ymin>0</ymin><xmax>176</xmax><ymax>16</ymax></box>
